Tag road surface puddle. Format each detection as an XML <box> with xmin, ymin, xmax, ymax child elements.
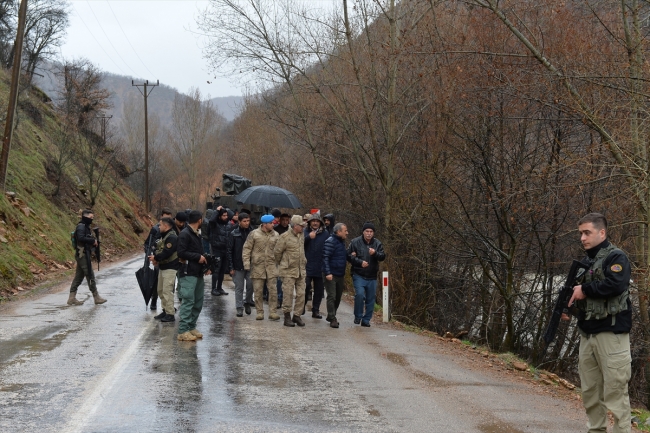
<box><xmin>478</xmin><ymin>422</ymin><xmax>526</xmax><ymax>433</ymax></box>
<box><xmin>385</xmin><ymin>352</ymin><xmax>409</xmax><ymax>366</ymax></box>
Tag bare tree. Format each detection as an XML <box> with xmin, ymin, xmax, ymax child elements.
<box><xmin>22</xmin><ymin>0</ymin><xmax>69</xmax><ymax>84</ymax></box>
<box><xmin>168</xmin><ymin>88</ymin><xmax>220</xmax><ymax>209</ymax></box>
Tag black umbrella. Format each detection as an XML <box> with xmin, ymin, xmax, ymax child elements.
<box><xmin>135</xmin><ymin>253</ymin><xmax>158</xmax><ymax>308</ymax></box>
<box><xmin>235</xmin><ymin>185</ymin><xmax>302</xmax><ymax>209</ymax></box>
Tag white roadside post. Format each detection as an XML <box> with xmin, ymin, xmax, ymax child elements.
<box><xmin>382</xmin><ymin>271</ymin><xmax>389</xmax><ymax>322</ymax></box>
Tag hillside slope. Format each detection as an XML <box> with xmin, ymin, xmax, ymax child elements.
<box><xmin>0</xmin><ymin>69</ymin><xmax>152</xmax><ymax>300</ymax></box>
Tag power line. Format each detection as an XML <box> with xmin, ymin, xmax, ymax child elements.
<box><xmin>105</xmin><ymin>0</ymin><xmax>155</xmax><ymax>78</ymax></box>
<box><xmin>85</xmin><ymin>1</ymin><xmax>140</xmax><ymax>77</ymax></box>
<box><xmin>71</xmin><ymin>4</ymin><xmax>128</xmax><ymax>75</ymax></box>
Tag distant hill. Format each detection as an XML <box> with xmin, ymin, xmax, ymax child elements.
<box><xmin>33</xmin><ymin>65</ymin><xmax>243</xmax><ymax>125</ymax></box>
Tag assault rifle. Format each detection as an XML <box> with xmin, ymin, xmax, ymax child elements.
<box><xmin>542</xmin><ymin>260</ymin><xmax>589</xmax><ymax>351</ymax></box>
<box><xmin>93</xmin><ymin>228</ymin><xmax>100</xmax><ymax>271</ymax></box>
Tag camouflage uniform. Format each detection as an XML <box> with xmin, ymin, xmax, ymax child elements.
<box><xmin>275</xmin><ymin>228</ymin><xmax>306</xmax><ymax>316</ymax></box>
<box><xmin>242</xmin><ymin>226</ymin><xmax>279</xmax><ymax>318</ymax></box>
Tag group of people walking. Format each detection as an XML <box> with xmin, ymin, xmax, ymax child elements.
<box><xmin>64</xmin><ymin>208</ymin><xmax>633</xmax><ymax>433</ymax></box>
<box><xmin>140</xmin><ymin>206</ymin><xmax>385</xmax><ymax>339</ymax></box>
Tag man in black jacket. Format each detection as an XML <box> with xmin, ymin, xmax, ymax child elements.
<box><xmin>348</xmin><ymin>222</ymin><xmax>386</xmax><ymax>327</ymax></box>
<box><xmin>227</xmin><ymin>212</ymin><xmax>254</xmax><ymax>317</ymax></box>
<box><xmin>143</xmin><ymin>208</ymin><xmax>173</xmax><ymax>311</ymax></box>
<box><xmin>209</xmin><ymin>206</ymin><xmax>234</xmax><ymax>296</ymax></box>
<box><xmin>149</xmin><ymin>217</ymin><xmax>179</xmax><ymax>323</ymax></box>
<box><xmin>177</xmin><ymin>210</ymin><xmax>211</xmax><ymax>342</ymax></box>
<box><xmin>174</xmin><ymin>211</ymin><xmax>188</xmax><ymax>235</ymax></box>
<box><xmin>67</xmin><ymin>210</ymin><xmax>107</xmax><ymax>306</ymax></box>
<box><xmin>564</xmin><ymin>213</ymin><xmax>632</xmax><ymax>433</ymax></box>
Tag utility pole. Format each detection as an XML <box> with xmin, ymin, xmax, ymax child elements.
<box><xmin>0</xmin><ymin>0</ymin><xmax>28</xmax><ymax>191</ymax></box>
<box><xmin>95</xmin><ymin>115</ymin><xmax>113</xmax><ymax>145</ymax></box>
<box><xmin>132</xmin><ymin>79</ymin><xmax>158</xmax><ymax>213</ymax></box>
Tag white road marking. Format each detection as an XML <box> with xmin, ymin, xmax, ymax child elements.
<box><xmin>63</xmin><ymin>320</ymin><xmax>154</xmax><ymax>433</ymax></box>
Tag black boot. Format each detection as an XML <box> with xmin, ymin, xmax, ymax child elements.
<box><xmin>284</xmin><ymin>312</ymin><xmax>295</xmax><ymax>327</ymax></box>
<box><xmin>292</xmin><ymin>314</ymin><xmax>305</xmax><ymax>327</ymax></box>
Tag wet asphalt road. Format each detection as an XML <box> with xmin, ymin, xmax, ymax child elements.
<box><xmin>0</xmin><ymin>256</ymin><xmax>586</xmax><ymax>433</ymax></box>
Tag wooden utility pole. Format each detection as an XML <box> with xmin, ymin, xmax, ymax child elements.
<box><xmin>132</xmin><ymin>80</ymin><xmax>158</xmax><ymax>213</ymax></box>
<box><xmin>0</xmin><ymin>0</ymin><xmax>28</xmax><ymax>191</ymax></box>
<box><xmin>95</xmin><ymin>115</ymin><xmax>113</xmax><ymax>144</ymax></box>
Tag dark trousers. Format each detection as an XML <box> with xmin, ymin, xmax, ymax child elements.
<box><xmin>324</xmin><ymin>275</ymin><xmax>345</xmax><ymax>321</ymax></box>
<box><xmin>210</xmin><ymin>250</ymin><xmax>228</xmax><ymax>291</ymax></box>
<box><xmin>305</xmin><ymin>276</ymin><xmax>324</xmax><ymax>313</ymax></box>
<box><xmin>150</xmin><ymin>268</ymin><xmax>159</xmax><ymax>307</ymax></box>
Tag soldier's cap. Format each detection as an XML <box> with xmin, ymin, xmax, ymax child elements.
<box><xmin>291</xmin><ymin>215</ymin><xmax>307</xmax><ymax>227</ymax></box>
<box><xmin>175</xmin><ymin>211</ymin><xmax>188</xmax><ymax>222</ymax></box>
<box><xmin>261</xmin><ymin>214</ymin><xmax>274</xmax><ymax>224</ymax></box>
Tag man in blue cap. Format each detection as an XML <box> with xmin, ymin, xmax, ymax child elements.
<box><xmin>242</xmin><ymin>214</ymin><xmax>281</xmax><ymax>321</ymax></box>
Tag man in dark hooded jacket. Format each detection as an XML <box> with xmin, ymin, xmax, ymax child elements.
<box><xmin>323</xmin><ymin>214</ymin><xmax>335</xmax><ymax>234</ymax></box>
<box><xmin>227</xmin><ymin>212</ymin><xmax>254</xmax><ymax>316</ymax></box>
<box><xmin>303</xmin><ymin>214</ymin><xmax>328</xmax><ymax>318</ymax></box>
<box><xmin>209</xmin><ymin>206</ymin><xmax>234</xmax><ymax>296</ymax></box>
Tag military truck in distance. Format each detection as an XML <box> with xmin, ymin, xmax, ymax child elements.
<box><xmin>206</xmin><ymin>173</ymin><xmax>264</xmax><ymax>226</ymax></box>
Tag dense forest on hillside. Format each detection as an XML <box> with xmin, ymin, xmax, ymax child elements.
<box><xmin>193</xmin><ymin>0</ymin><xmax>650</xmax><ymax>405</ymax></box>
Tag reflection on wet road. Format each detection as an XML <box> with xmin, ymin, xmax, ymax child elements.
<box><xmin>0</xmin><ymin>257</ymin><xmax>584</xmax><ymax>432</ymax></box>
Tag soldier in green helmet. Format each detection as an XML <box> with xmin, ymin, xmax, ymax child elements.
<box><xmin>564</xmin><ymin>213</ymin><xmax>632</xmax><ymax>433</ymax></box>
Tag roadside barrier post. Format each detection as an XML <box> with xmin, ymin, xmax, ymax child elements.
<box><xmin>382</xmin><ymin>271</ymin><xmax>389</xmax><ymax>322</ymax></box>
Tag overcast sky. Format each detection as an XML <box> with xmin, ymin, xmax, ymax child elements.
<box><xmin>61</xmin><ymin>0</ymin><xmax>239</xmax><ymax>98</ymax></box>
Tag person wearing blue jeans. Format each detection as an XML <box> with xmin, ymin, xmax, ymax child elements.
<box><xmin>352</xmin><ymin>275</ymin><xmax>377</xmax><ymax>325</ymax></box>
<box><xmin>348</xmin><ymin>222</ymin><xmax>386</xmax><ymax>327</ymax></box>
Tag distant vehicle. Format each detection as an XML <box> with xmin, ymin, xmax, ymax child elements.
<box><xmin>207</xmin><ymin>174</ymin><xmax>265</xmax><ymax>226</ymax></box>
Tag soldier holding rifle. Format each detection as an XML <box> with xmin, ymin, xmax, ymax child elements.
<box><xmin>561</xmin><ymin>213</ymin><xmax>632</xmax><ymax>433</ymax></box>
<box><xmin>67</xmin><ymin>209</ymin><xmax>107</xmax><ymax>306</ymax></box>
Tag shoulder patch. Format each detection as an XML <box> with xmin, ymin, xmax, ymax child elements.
<box><xmin>166</xmin><ymin>243</ymin><xmax>172</xmax><ymax>249</ymax></box>
<box><xmin>611</xmin><ymin>264</ymin><xmax>623</xmax><ymax>273</ymax></box>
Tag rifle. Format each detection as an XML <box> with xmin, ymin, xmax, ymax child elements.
<box><xmin>93</xmin><ymin>228</ymin><xmax>100</xmax><ymax>271</ymax></box>
<box><xmin>542</xmin><ymin>259</ymin><xmax>589</xmax><ymax>352</ymax></box>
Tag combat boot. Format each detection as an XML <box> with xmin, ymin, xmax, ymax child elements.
<box><xmin>292</xmin><ymin>314</ymin><xmax>305</xmax><ymax>327</ymax></box>
<box><xmin>177</xmin><ymin>331</ymin><xmax>197</xmax><ymax>341</ymax></box>
<box><xmin>67</xmin><ymin>292</ymin><xmax>83</xmax><ymax>306</ymax></box>
<box><xmin>91</xmin><ymin>290</ymin><xmax>107</xmax><ymax>304</ymax></box>
<box><xmin>189</xmin><ymin>329</ymin><xmax>203</xmax><ymax>338</ymax></box>
<box><xmin>269</xmin><ymin>311</ymin><xmax>281</xmax><ymax>321</ymax></box>
<box><xmin>284</xmin><ymin>312</ymin><xmax>295</xmax><ymax>327</ymax></box>
<box><xmin>256</xmin><ymin>311</ymin><xmax>264</xmax><ymax>320</ymax></box>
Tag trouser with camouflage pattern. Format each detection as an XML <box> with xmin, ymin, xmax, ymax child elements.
<box><xmin>69</xmin><ymin>255</ymin><xmax>97</xmax><ymax>293</ymax></box>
